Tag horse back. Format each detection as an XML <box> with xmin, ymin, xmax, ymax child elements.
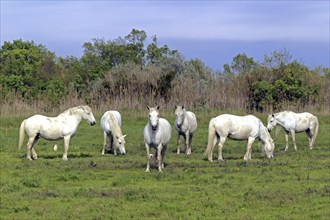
<box><xmin>214</xmin><ymin>114</ymin><xmax>259</xmax><ymax>139</ymax></box>
<box><xmin>186</xmin><ymin>111</ymin><xmax>197</xmax><ymax>132</ymax></box>
<box><xmin>101</xmin><ymin>111</ymin><xmax>122</xmax><ymax>133</ymax></box>
<box><xmin>297</xmin><ymin>112</ymin><xmax>318</xmax><ymax>130</ymax></box>
<box><xmin>279</xmin><ymin>111</ymin><xmax>317</xmax><ymax>132</ymax></box>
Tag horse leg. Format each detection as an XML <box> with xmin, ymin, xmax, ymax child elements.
<box><xmin>188</xmin><ymin>134</ymin><xmax>193</xmax><ymax>155</ymax></box>
<box><xmin>244</xmin><ymin>137</ymin><xmax>255</xmax><ymax>160</ymax></box>
<box><xmin>306</xmin><ymin>128</ymin><xmax>315</xmax><ymax>150</ymax></box>
<box><xmin>109</xmin><ymin>134</ymin><xmax>114</xmax><ymax>153</ymax></box>
<box><xmin>176</xmin><ymin>133</ymin><xmax>181</xmax><ymax>154</ymax></box>
<box><xmin>26</xmin><ymin>136</ymin><xmax>37</xmax><ymax>160</ymax></box>
<box><xmin>284</xmin><ymin>131</ymin><xmax>289</xmax><ymax>151</ymax></box>
<box><xmin>185</xmin><ymin>131</ymin><xmax>190</xmax><ymax>155</ymax></box>
<box><xmin>217</xmin><ymin>136</ymin><xmax>226</xmax><ymax>161</ymax></box>
<box><xmin>157</xmin><ymin>144</ymin><xmax>163</xmax><ymax>172</ymax></box>
<box><xmin>102</xmin><ymin>132</ymin><xmax>107</xmax><ymax>155</ymax></box>
<box><xmin>31</xmin><ymin>148</ymin><xmax>38</xmax><ymax>160</ymax></box>
<box><xmin>145</xmin><ymin>143</ymin><xmax>151</xmax><ymax>172</ymax></box>
<box><xmin>161</xmin><ymin>144</ymin><xmax>167</xmax><ymax>169</ymax></box>
<box><xmin>31</xmin><ymin>136</ymin><xmax>39</xmax><ymax>160</ymax></box>
<box><xmin>62</xmin><ymin>136</ymin><xmax>71</xmax><ymax>161</ymax></box>
<box><xmin>291</xmin><ymin>130</ymin><xmax>297</xmax><ymax>151</ymax></box>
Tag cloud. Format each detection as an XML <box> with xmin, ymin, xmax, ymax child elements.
<box><xmin>1</xmin><ymin>1</ymin><xmax>328</xmax><ymax>43</ymax></box>
<box><xmin>1</xmin><ymin>0</ymin><xmax>329</xmax><ymax>68</ymax></box>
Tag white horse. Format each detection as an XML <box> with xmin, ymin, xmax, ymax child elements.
<box><xmin>18</xmin><ymin>105</ymin><xmax>96</xmax><ymax>161</ymax></box>
<box><xmin>205</xmin><ymin>114</ymin><xmax>275</xmax><ymax>162</ymax></box>
<box><xmin>267</xmin><ymin>111</ymin><xmax>319</xmax><ymax>151</ymax></box>
<box><xmin>100</xmin><ymin>110</ymin><xmax>126</xmax><ymax>155</ymax></box>
<box><xmin>174</xmin><ymin>105</ymin><xmax>197</xmax><ymax>155</ymax></box>
<box><xmin>144</xmin><ymin>106</ymin><xmax>172</xmax><ymax>172</ymax></box>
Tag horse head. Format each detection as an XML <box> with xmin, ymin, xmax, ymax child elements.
<box><xmin>115</xmin><ymin>134</ymin><xmax>127</xmax><ymax>155</ymax></box>
<box><xmin>147</xmin><ymin>106</ymin><xmax>160</xmax><ymax>131</ymax></box>
<box><xmin>264</xmin><ymin>138</ymin><xmax>275</xmax><ymax>158</ymax></box>
<box><xmin>175</xmin><ymin>105</ymin><xmax>186</xmax><ymax>128</ymax></box>
<box><xmin>80</xmin><ymin>105</ymin><xmax>96</xmax><ymax>126</ymax></box>
<box><xmin>267</xmin><ymin>114</ymin><xmax>276</xmax><ymax>132</ymax></box>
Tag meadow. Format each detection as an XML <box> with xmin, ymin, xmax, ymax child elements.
<box><xmin>0</xmin><ymin>109</ymin><xmax>329</xmax><ymax>219</ymax></box>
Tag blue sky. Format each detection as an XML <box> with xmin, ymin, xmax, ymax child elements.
<box><xmin>1</xmin><ymin>1</ymin><xmax>329</xmax><ymax>70</ymax></box>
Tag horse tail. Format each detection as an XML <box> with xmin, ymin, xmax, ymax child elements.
<box><xmin>18</xmin><ymin>119</ymin><xmax>26</xmax><ymax>150</ymax></box>
<box><xmin>204</xmin><ymin>118</ymin><xmax>217</xmax><ymax>160</ymax></box>
<box><xmin>312</xmin><ymin>116</ymin><xmax>319</xmax><ymax>148</ymax></box>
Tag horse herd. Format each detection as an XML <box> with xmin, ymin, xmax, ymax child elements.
<box><xmin>18</xmin><ymin>105</ymin><xmax>319</xmax><ymax>172</ymax></box>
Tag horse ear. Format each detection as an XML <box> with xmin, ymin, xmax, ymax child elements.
<box><xmin>272</xmin><ymin>114</ymin><xmax>275</xmax><ymax>117</ymax></box>
<box><xmin>182</xmin><ymin>105</ymin><xmax>185</xmax><ymax>109</ymax></box>
<box><xmin>175</xmin><ymin>105</ymin><xmax>177</xmax><ymax>109</ymax></box>
<box><xmin>147</xmin><ymin>105</ymin><xmax>150</xmax><ymax>110</ymax></box>
<box><xmin>122</xmin><ymin>134</ymin><xmax>127</xmax><ymax>138</ymax></box>
<box><xmin>157</xmin><ymin>106</ymin><xmax>160</xmax><ymax>110</ymax></box>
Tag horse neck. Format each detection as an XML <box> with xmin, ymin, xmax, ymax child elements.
<box><xmin>259</xmin><ymin>122</ymin><xmax>270</xmax><ymax>143</ymax></box>
<box><xmin>109</xmin><ymin>116</ymin><xmax>122</xmax><ymax>137</ymax></box>
<box><xmin>274</xmin><ymin>113</ymin><xmax>287</xmax><ymax>128</ymax></box>
<box><xmin>59</xmin><ymin>110</ymin><xmax>83</xmax><ymax>125</ymax></box>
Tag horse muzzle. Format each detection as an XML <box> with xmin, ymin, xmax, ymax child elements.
<box><xmin>151</xmin><ymin>124</ymin><xmax>158</xmax><ymax>131</ymax></box>
<box><xmin>90</xmin><ymin>121</ymin><xmax>96</xmax><ymax>126</ymax></box>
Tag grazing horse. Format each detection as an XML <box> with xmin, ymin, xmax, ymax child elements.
<box><xmin>18</xmin><ymin>105</ymin><xmax>96</xmax><ymax>161</ymax></box>
<box><xmin>100</xmin><ymin>110</ymin><xmax>126</xmax><ymax>155</ymax></box>
<box><xmin>174</xmin><ymin>105</ymin><xmax>197</xmax><ymax>155</ymax></box>
<box><xmin>267</xmin><ymin>111</ymin><xmax>319</xmax><ymax>151</ymax></box>
<box><xmin>205</xmin><ymin>114</ymin><xmax>275</xmax><ymax>162</ymax></box>
<box><xmin>144</xmin><ymin>106</ymin><xmax>172</xmax><ymax>172</ymax></box>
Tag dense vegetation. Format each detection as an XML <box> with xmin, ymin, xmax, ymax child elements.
<box><xmin>1</xmin><ymin>29</ymin><xmax>329</xmax><ymax>114</ymax></box>
<box><xmin>0</xmin><ymin>110</ymin><xmax>329</xmax><ymax>219</ymax></box>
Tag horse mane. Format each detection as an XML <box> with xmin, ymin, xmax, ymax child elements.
<box><xmin>60</xmin><ymin>106</ymin><xmax>80</xmax><ymax>116</ymax></box>
<box><xmin>60</xmin><ymin>105</ymin><xmax>90</xmax><ymax>116</ymax></box>
<box><xmin>258</xmin><ymin>120</ymin><xmax>271</xmax><ymax>142</ymax></box>
<box><xmin>108</xmin><ymin>113</ymin><xmax>123</xmax><ymax>138</ymax></box>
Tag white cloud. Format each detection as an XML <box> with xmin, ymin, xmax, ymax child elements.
<box><xmin>2</xmin><ymin>1</ymin><xmax>328</xmax><ymax>43</ymax></box>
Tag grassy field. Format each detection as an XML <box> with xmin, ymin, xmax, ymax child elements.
<box><xmin>0</xmin><ymin>109</ymin><xmax>329</xmax><ymax>219</ymax></box>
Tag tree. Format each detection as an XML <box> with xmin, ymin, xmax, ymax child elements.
<box><xmin>146</xmin><ymin>35</ymin><xmax>177</xmax><ymax>64</ymax></box>
<box><xmin>0</xmin><ymin>39</ymin><xmax>60</xmax><ymax>101</ymax></box>
<box><xmin>224</xmin><ymin>53</ymin><xmax>257</xmax><ymax>75</ymax></box>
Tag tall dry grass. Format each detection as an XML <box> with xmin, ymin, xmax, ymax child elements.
<box><xmin>1</xmin><ymin>63</ymin><xmax>329</xmax><ymax>117</ymax></box>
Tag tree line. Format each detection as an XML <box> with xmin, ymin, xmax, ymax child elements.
<box><xmin>1</xmin><ymin>29</ymin><xmax>329</xmax><ymax>113</ymax></box>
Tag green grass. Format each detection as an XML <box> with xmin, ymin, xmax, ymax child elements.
<box><xmin>0</xmin><ymin>110</ymin><xmax>329</xmax><ymax>219</ymax></box>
